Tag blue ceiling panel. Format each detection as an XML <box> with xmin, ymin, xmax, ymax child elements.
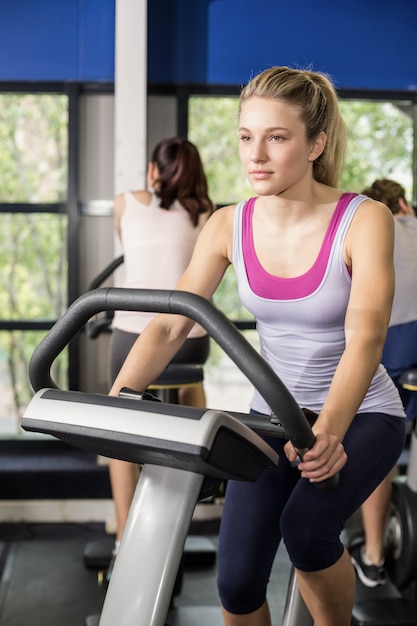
<box><xmin>0</xmin><ymin>0</ymin><xmax>415</xmax><ymax>91</ymax></box>
<box><xmin>0</xmin><ymin>0</ymin><xmax>115</xmax><ymax>82</ymax></box>
<box><xmin>205</xmin><ymin>0</ymin><xmax>417</xmax><ymax>91</ymax></box>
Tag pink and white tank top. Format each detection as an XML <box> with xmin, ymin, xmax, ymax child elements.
<box><xmin>233</xmin><ymin>193</ymin><xmax>405</xmax><ymax>417</ymax></box>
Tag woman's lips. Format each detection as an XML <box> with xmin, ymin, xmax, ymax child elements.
<box><xmin>250</xmin><ymin>170</ymin><xmax>273</xmax><ymax>180</ymax></box>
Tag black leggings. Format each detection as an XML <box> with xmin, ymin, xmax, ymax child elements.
<box><xmin>109</xmin><ymin>327</ymin><xmax>210</xmax><ymax>385</ymax></box>
<box><xmin>217</xmin><ymin>411</ymin><xmax>406</xmax><ymax>615</ymax></box>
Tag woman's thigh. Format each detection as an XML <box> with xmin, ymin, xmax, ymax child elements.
<box><xmin>281</xmin><ymin>412</ymin><xmax>406</xmax><ymax>571</ymax></box>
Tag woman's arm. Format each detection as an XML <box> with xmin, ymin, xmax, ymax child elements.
<box><xmin>109</xmin><ymin>206</ymin><xmax>234</xmax><ymax>397</ymax></box>
<box><xmin>318</xmin><ymin>199</ymin><xmax>394</xmax><ymax>439</ymax></box>
<box><xmin>286</xmin><ymin>200</ymin><xmax>395</xmax><ymax>480</ymax></box>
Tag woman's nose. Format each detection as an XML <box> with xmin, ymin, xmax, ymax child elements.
<box><xmin>250</xmin><ymin>143</ymin><xmax>266</xmax><ymax>163</ymax></box>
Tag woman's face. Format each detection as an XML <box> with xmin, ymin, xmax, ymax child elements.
<box><xmin>238</xmin><ymin>97</ymin><xmax>319</xmax><ymax>197</ymax></box>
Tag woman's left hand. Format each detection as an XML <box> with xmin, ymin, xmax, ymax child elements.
<box><xmin>283</xmin><ymin>430</ymin><xmax>347</xmax><ymax>482</ymax></box>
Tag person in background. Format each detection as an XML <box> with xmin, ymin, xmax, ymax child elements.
<box><xmin>109</xmin><ymin>136</ymin><xmax>214</xmax><ymax>563</ymax></box>
<box><xmin>350</xmin><ymin>179</ymin><xmax>417</xmax><ymax>588</ymax></box>
<box><xmin>108</xmin><ymin>66</ymin><xmax>406</xmax><ymax>626</ymax></box>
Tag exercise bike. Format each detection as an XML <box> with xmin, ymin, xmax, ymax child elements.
<box><xmin>83</xmin><ymin>256</ymin><xmax>215</xmax><ymax>579</ymax></box>
<box><xmin>351</xmin><ymin>368</ymin><xmax>417</xmax><ymax>626</ymax></box>
<box><xmin>22</xmin><ymin>288</ymin><xmax>337</xmax><ymax>626</ymax></box>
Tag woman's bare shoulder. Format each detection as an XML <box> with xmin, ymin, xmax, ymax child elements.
<box><xmin>129</xmin><ymin>189</ymin><xmax>152</xmax><ymax>205</ymax></box>
<box><xmin>201</xmin><ymin>204</ymin><xmax>237</xmax><ymax>239</ymax></box>
<box><xmin>346</xmin><ymin>197</ymin><xmax>394</xmax><ymax>261</ymax></box>
<box><xmin>208</xmin><ymin>203</ymin><xmax>237</xmax><ymax>225</ymax></box>
<box><xmin>196</xmin><ymin>204</ymin><xmax>237</xmax><ymax>261</ymax></box>
<box><xmin>355</xmin><ymin>196</ymin><xmax>394</xmax><ymax>225</ymax></box>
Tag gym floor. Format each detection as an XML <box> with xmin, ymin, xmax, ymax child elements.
<box><xmin>0</xmin><ymin>520</ymin><xmax>293</xmax><ymax>626</ymax></box>
<box><xmin>0</xmin><ymin>523</ymin><xmax>106</xmax><ymax>626</ymax></box>
<box><xmin>0</xmin><ymin>517</ymin><xmax>414</xmax><ymax>625</ymax></box>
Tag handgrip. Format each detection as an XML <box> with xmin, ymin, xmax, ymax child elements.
<box><xmin>297</xmin><ymin>408</ymin><xmax>340</xmax><ymax>490</ymax></box>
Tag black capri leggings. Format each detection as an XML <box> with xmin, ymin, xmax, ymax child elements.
<box><xmin>109</xmin><ymin>327</ymin><xmax>210</xmax><ymax>385</ymax></box>
<box><xmin>217</xmin><ymin>410</ymin><xmax>406</xmax><ymax>615</ymax></box>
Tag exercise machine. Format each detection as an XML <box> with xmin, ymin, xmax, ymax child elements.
<box><xmin>351</xmin><ymin>368</ymin><xmax>417</xmax><ymax>626</ymax></box>
<box><xmin>22</xmin><ymin>288</ymin><xmax>335</xmax><ymax>626</ymax></box>
<box><xmin>83</xmin><ymin>257</ymin><xmax>214</xmax><ymax>575</ymax></box>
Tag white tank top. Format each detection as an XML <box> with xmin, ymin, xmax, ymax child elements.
<box><xmin>233</xmin><ymin>194</ymin><xmax>405</xmax><ymax>417</ymax></box>
<box><xmin>112</xmin><ymin>191</ymin><xmax>208</xmax><ymax>337</ymax></box>
<box><xmin>390</xmin><ymin>215</ymin><xmax>417</xmax><ymax>326</ymax></box>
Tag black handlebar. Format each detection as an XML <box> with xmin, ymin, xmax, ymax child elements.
<box><xmin>29</xmin><ymin>288</ymin><xmax>338</xmax><ymax>487</ymax></box>
<box><xmin>88</xmin><ymin>255</ymin><xmax>124</xmax><ymax>290</ymax></box>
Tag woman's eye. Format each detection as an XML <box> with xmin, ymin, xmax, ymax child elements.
<box><xmin>239</xmin><ymin>135</ymin><xmax>251</xmax><ymax>142</ymax></box>
<box><xmin>271</xmin><ymin>135</ymin><xmax>284</xmax><ymax>141</ymax></box>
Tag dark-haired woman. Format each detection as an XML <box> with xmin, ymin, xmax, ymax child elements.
<box><xmin>109</xmin><ymin>136</ymin><xmax>214</xmax><ymax>556</ymax></box>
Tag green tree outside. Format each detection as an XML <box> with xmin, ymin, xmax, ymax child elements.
<box><xmin>0</xmin><ymin>94</ymin><xmax>68</xmax><ymax>428</ymax></box>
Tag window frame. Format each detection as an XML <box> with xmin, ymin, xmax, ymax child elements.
<box><xmin>0</xmin><ymin>81</ymin><xmax>113</xmax><ymax>392</ymax></box>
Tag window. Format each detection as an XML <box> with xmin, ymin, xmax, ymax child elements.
<box><xmin>339</xmin><ymin>99</ymin><xmax>413</xmax><ymax>196</ymax></box>
<box><xmin>0</xmin><ymin>91</ymin><xmax>69</xmax><ymax>434</ymax></box>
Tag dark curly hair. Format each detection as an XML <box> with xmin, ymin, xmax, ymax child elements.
<box><xmin>151</xmin><ymin>137</ymin><xmax>214</xmax><ymax>226</ymax></box>
<box><xmin>362</xmin><ymin>179</ymin><xmax>407</xmax><ymax>215</ymax></box>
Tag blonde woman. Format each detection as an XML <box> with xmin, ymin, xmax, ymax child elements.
<box><xmin>109</xmin><ymin>68</ymin><xmax>406</xmax><ymax>626</ymax></box>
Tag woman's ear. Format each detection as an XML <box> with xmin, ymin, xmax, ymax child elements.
<box><xmin>398</xmin><ymin>196</ymin><xmax>414</xmax><ymax>216</ymax></box>
<box><xmin>308</xmin><ymin>131</ymin><xmax>327</xmax><ymax>162</ymax></box>
<box><xmin>147</xmin><ymin>162</ymin><xmax>160</xmax><ymax>189</ymax></box>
